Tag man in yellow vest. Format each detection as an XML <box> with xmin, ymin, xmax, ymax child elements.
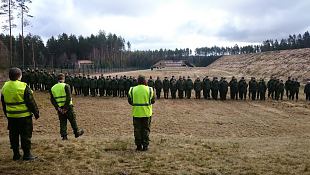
<box><xmin>1</xmin><ymin>67</ymin><xmax>40</xmax><ymax>161</ymax></box>
<box><xmin>128</xmin><ymin>75</ymin><xmax>155</xmax><ymax>151</ymax></box>
<box><xmin>50</xmin><ymin>73</ymin><xmax>84</xmax><ymax>140</ymax></box>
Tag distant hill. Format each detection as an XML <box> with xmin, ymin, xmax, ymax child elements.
<box><xmin>207</xmin><ymin>48</ymin><xmax>310</xmax><ymax>83</ymax></box>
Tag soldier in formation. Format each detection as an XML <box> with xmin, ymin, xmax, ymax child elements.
<box><xmin>194</xmin><ymin>77</ymin><xmax>202</xmax><ymax>99</ymax></box>
<box><xmin>163</xmin><ymin>77</ymin><xmax>170</xmax><ymax>99</ymax></box>
<box><xmin>185</xmin><ymin>76</ymin><xmax>193</xmax><ymax>99</ymax></box>
<box><xmin>21</xmin><ymin>68</ymin><xmax>307</xmax><ymax>101</ymax></box>
<box><xmin>154</xmin><ymin>77</ymin><xmax>163</xmax><ymax>99</ymax></box>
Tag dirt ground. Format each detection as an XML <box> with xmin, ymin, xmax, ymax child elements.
<box><xmin>1</xmin><ymin>68</ymin><xmax>310</xmax><ymax>175</ymax></box>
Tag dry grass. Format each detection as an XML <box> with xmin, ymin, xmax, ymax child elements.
<box><xmin>0</xmin><ymin>68</ymin><xmax>310</xmax><ymax>174</ymax></box>
<box><xmin>208</xmin><ymin>48</ymin><xmax>310</xmax><ymax>82</ymax></box>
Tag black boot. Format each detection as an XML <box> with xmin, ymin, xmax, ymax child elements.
<box><xmin>142</xmin><ymin>145</ymin><xmax>148</xmax><ymax>151</ymax></box>
<box><xmin>62</xmin><ymin>135</ymin><xmax>68</xmax><ymax>140</ymax></box>
<box><xmin>13</xmin><ymin>148</ymin><xmax>21</xmax><ymax>161</ymax></box>
<box><xmin>23</xmin><ymin>149</ymin><xmax>37</xmax><ymax>161</ymax></box>
<box><xmin>74</xmin><ymin>129</ymin><xmax>84</xmax><ymax>138</ymax></box>
<box><xmin>136</xmin><ymin>145</ymin><xmax>142</xmax><ymax>151</ymax></box>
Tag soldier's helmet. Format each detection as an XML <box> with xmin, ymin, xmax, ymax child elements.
<box><xmin>150</xmin><ymin>76</ymin><xmax>152</xmax><ymax>79</ymax></box>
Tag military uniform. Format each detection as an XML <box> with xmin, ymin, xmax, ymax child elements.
<box><xmin>81</xmin><ymin>76</ymin><xmax>89</xmax><ymax>96</ymax></box>
<box><xmin>133</xmin><ymin>78</ymin><xmax>138</xmax><ymax>86</ymax></box>
<box><xmin>29</xmin><ymin>70</ymin><xmax>36</xmax><ymax>90</ymax></box>
<box><xmin>185</xmin><ymin>77</ymin><xmax>193</xmax><ymax>99</ymax></box>
<box><xmin>203</xmin><ymin>76</ymin><xmax>211</xmax><ymax>99</ymax></box>
<box><xmin>170</xmin><ymin>78</ymin><xmax>177</xmax><ymax>99</ymax></box>
<box><xmin>97</xmin><ymin>76</ymin><xmax>105</xmax><ymax>97</ymax></box>
<box><xmin>249</xmin><ymin>78</ymin><xmax>258</xmax><ymax>100</ymax></box>
<box><xmin>1</xmin><ymin>78</ymin><xmax>40</xmax><ymax>160</ymax></box>
<box><xmin>73</xmin><ymin>75</ymin><xmax>79</xmax><ymax>95</ymax></box>
<box><xmin>124</xmin><ymin>77</ymin><xmax>131</xmax><ymax>97</ymax></box>
<box><xmin>285</xmin><ymin>77</ymin><xmax>292</xmax><ymax>100</ymax></box>
<box><xmin>258</xmin><ymin>79</ymin><xmax>267</xmax><ymax>100</ymax></box>
<box><xmin>238</xmin><ymin>77</ymin><xmax>248</xmax><ymax>100</ymax></box>
<box><xmin>219</xmin><ymin>78</ymin><xmax>228</xmax><ymax>100</ymax></box>
<box><xmin>211</xmin><ymin>77</ymin><xmax>219</xmax><ymax>100</ymax></box>
<box><xmin>267</xmin><ymin>77</ymin><xmax>276</xmax><ymax>99</ymax></box>
<box><xmin>128</xmin><ymin>80</ymin><xmax>155</xmax><ymax>151</ymax></box>
<box><xmin>119</xmin><ymin>76</ymin><xmax>125</xmax><ymax>97</ymax></box>
<box><xmin>154</xmin><ymin>77</ymin><xmax>163</xmax><ymax>99</ymax></box>
<box><xmin>106</xmin><ymin>76</ymin><xmax>111</xmax><ymax>96</ymax></box>
<box><xmin>275</xmin><ymin>80</ymin><xmax>284</xmax><ymax>100</ymax></box>
<box><xmin>194</xmin><ymin>77</ymin><xmax>202</xmax><ymax>99</ymax></box>
<box><xmin>50</xmin><ymin>80</ymin><xmax>84</xmax><ymax>140</ymax></box>
<box><xmin>291</xmin><ymin>79</ymin><xmax>300</xmax><ymax>101</ymax></box>
<box><xmin>90</xmin><ymin>76</ymin><xmax>98</xmax><ymax>97</ymax></box>
<box><xmin>147</xmin><ymin>76</ymin><xmax>155</xmax><ymax>90</ymax></box>
<box><xmin>229</xmin><ymin>77</ymin><xmax>238</xmax><ymax>100</ymax></box>
<box><xmin>176</xmin><ymin>77</ymin><xmax>184</xmax><ymax>99</ymax></box>
<box><xmin>163</xmin><ymin>77</ymin><xmax>170</xmax><ymax>99</ymax></box>
<box><xmin>111</xmin><ymin>77</ymin><xmax>118</xmax><ymax>97</ymax></box>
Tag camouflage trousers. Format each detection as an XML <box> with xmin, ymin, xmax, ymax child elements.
<box><xmin>58</xmin><ymin>106</ymin><xmax>79</xmax><ymax>137</ymax></box>
<box><xmin>133</xmin><ymin>117</ymin><xmax>152</xmax><ymax>147</ymax></box>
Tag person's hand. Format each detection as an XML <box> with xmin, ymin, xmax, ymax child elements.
<box><xmin>57</xmin><ymin>107</ymin><xmax>63</xmax><ymax>114</ymax></box>
<box><xmin>62</xmin><ymin>109</ymin><xmax>68</xmax><ymax>114</ymax></box>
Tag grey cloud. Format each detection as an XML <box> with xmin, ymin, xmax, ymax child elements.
<box><xmin>214</xmin><ymin>0</ymin><xmax>310</xmax><ymax>42</ymax></box>
<box><xmin>26</xmin><ymin>0</ymin><xmax>310</xmax><ymax>48</ymax></box>
<box><xmin>177</xmin><ymin>21</ymin><xmax>210</xmax><ymax>35</ymax></box>
<box><xmin>73</xmin><ymin>0</ymin><xmax>161</xmax><ymax>17</ymax></box>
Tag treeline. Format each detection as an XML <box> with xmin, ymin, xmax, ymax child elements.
<box><xmin>195</xmin><ymin>31</ymin><xmax>310</xmax><ymax>56</ymax></box>
<box><xmin>1</xmin><ymin>30</ymin><xmax>310</xmax><ymax>69</ymax></box>
<box><xmin>0</xmin><ymin>31</ymin><xmax>218</xmax><ymax>68</ymax></box>
<box><xmin>0</xmin><ymin>33</ymin><xmax>46</xmax><ymax>67</ymax></box>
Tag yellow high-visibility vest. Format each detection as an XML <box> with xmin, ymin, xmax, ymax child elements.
<box><xmin>51</xmin><ymin>83</ymin><xmax>72</xmax><ymax>107</ymax></box>
<box><xmin>1</xmin><ymin>80</ymin><xmax>32</xmax><ymax>118</ymax></box>
<box><xmin>128</xmin><ymin>85</ymin><xmax>153</xmax><ymax>117</ymax></box>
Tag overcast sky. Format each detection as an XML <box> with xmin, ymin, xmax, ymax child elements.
<box><xmin>7</xmin><ymin>0</ymin><xmax>310</xmax><ymax>50</ymax></box>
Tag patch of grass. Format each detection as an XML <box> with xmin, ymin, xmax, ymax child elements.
<box><xmin>104</xmin><ymin>138</ymin><xmax>130</xmax><ymax>151</ymax></box>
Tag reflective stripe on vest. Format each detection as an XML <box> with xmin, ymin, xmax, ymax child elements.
<box><xmin>129</xmin><ymin>85</ymin><xmax>153</xmax><ymax>117</ymax></box>
<box><xmin>1</xmin><ymin>81</ymin><xmax>32</xmax><ymax>118</ymax></box>
<box><xmin>51</xmin><ymin>83</ymin><xmax>73</xmax><ymax>107</ymax></box>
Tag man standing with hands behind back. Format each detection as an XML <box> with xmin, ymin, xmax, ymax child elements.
<box><xmin>1</xmin><ymin>67</ymin><xmax>40</xmax><ymax>161</ymax></box>
<box><xmin>128</xmin><ymin>75</ymin><xmax>155</xmax><ymax>151</ymax></box>
<box><xmin>50</xmin><ymin>73</ymin><xmax>84</xmax><ymax>140</ymax></box>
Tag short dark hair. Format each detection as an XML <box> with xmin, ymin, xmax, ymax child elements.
<box><xmin>137</xmin><ymin>75</ymin><xmax>145</xmax><ymax>84</ymax></box>
<box><xmin>9</xmin><ymin>67</ymin><xmax>22</xmax><ymax>81</ymax></box>
<box><xmin>57</xmin><ymin>73</ymin><xmax>65</xmax><ymax>81</ymax></box>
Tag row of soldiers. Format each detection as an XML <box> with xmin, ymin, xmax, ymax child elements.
<box><xmin>21</xmin><ymin>68</ymin><xmax>310</xmax><ymax>101</ymax></box>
